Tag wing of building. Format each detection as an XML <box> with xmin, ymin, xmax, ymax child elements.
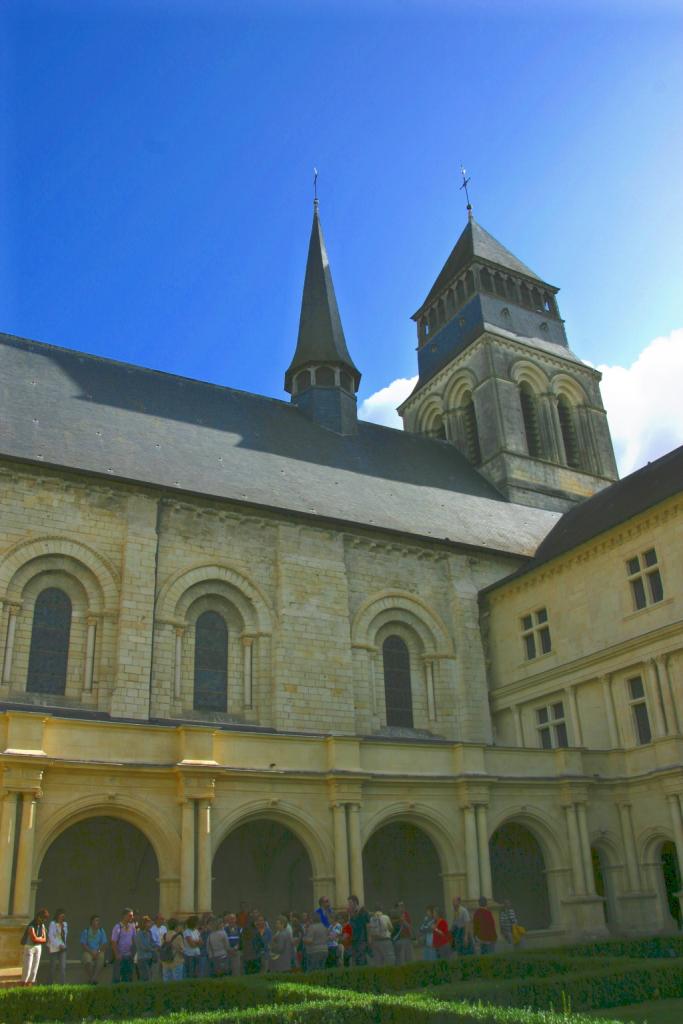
<box><xmin>0</xmin><ymin>197</ymin><xmax>681</xmax><ymax>974</ymax></box>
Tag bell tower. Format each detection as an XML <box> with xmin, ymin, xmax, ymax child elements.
<box><xmin>399</xmin><ymin>207</ymin><xmax>618</xmax><ymax>511</ymax></box>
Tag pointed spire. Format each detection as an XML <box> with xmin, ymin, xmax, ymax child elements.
<box><xmin>284</xmin><ymin>201</ymin><xmax>361</xmax><ymax>395</ymax></box>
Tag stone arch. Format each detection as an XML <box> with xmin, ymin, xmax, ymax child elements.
<box><xmin>444</xmin><ymin>370</ymin><xmax>479</xmax><ymax>412</ymax></box>
<box><xmin>551</xmin><ymin>373</ymin><xmax>588</xmax><ymax>405</ymax></box>
<box><xmin>487</xmin><ymin>806</ymin><xmax>564</xmax><ymax>869</ymax></box>
<box><xmin>489</xmin><ymin>812</ymin><xmax>556</xmax><ymax>929</ymax></box>
<box><xmin>211</xmin><ymin>800</ymin><xmax>333</xmax><ymax>885</ymax></box>
<box><xmin>510</xmin><ymin>360</ymin><xmax>550</xmax><ymax>393</ymax></box>
<box><xmin>156</xmin><ymin>563</ymin><xmax>273</xmax><ymax>634</ymax></box>
<box><xmin>352</xmin><ymin>591</ymin><xmax>452</xmax><ymax>656</ymax></box>
<box><xmin>417</xmin><ymin>398</ymin><xmax>445</xmax><ymax>437</ymax></box>
<box><xmin>590</xmin><ymin>834</ymin><xmax>621</xmax><ymax>929</ymax></box>
<box><xmin>0</xmin><ymin>536</ymin><xmax>119</xmax><ymax>614</ymax></box>
<box><xmin>641</xmin><ymin>828</ymin><xmax>681</xmax><ymax>930</ymax></box>
<box><xmin>35</xmin><ymin>794</ymin><xmax>177</xmax><ymax>882</ymax></box>
<box><xmin>363</xmin><ymin>802</ymin><xmax>461</xmax><ymax>877</ymax></box>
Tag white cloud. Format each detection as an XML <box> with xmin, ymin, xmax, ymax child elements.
<box><xmin>359</xmin><ymin>329</ymin><xmax>683</xmax><ymax>477</ymax></box>
<box><xmin>597</xmin><ymin>328</ymin><xmax>683</xmax><ymax>476</ymax></box>
<box><xmin>359</xmin><ymin>376</ymin><xmax>417</xmax><ymax>428</ymax></box>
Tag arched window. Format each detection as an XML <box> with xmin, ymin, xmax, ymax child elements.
<box><xmin>462</xmin><ymin>392</ymin><xmax>482</xmax><ymax>465</ymax></box>
<box><xmin>464</xmin><ymin>270</ymin><xmax>475</xmax><ymax>296</ymax></box>
<box><xmin>480</xmin><ymin>268</ymin><xmax>493</xmax><ymax>292</ymax></box>
<box><xmin>519</xmin><ymin>284</ymin><xmax>532</xmax><ymax>308</ymax></box>
<box><xmin>27</xmin><ymin>587</ymin><xmax>72</xmax><ymax>695</ymax></box>
<box><xmin>494</xmin><ymin>273</ymin><xmax>506</xmax><ymax>297</ymax></box>
<box><xmin>520</xmin><ymin>383</ymin><xmax>543</xmax><ymax>458</ymax></box>
<box><xmin>295</xmin><ymin>370</ymin><xmax>311</xmax><ymax>393</ymax></box>
<box><xmin>437</xmin><ymin>298</ymin><xmax>445</xmax><ymax>325</ymax></box>
<box><xmin>382</xmin><ymin>635</ymin><xmax>413</xmax><ymax>728</ymax></box>
<box><xmin>431</xmin><ymin>415</ymin><xmax>447</xmax><ymax>440</ymax></box>
<box><xmin>557</xmin><ymin>395</ymin><xmax>580</xmax><ymax>468</ymax></box>
<box><xmin>194</xmin><ymin>611</ymin><xmax>228</xmax><ymax>712</ymax></box>
<box><xmin>506</xmin><ymin>278</ymin><xmax>519</xmax><ymax>301</ymax></box>
<box><xmin>315</xmin><ymin>366</ymin><xmax>335</xmax><ymax>387</ymax></box>
<box><xmin>456</xmin><ymin>279</ymin><xmax>466</xmax><ymax>306</ymax></box>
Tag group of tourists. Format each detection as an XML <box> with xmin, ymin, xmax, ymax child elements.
<box><xmin>19</xmin><ymin>895</ymin><xmax>523</xmax><ymax>986</ymax></box>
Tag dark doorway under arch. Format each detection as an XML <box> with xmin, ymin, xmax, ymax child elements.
<box><xmin>36</xmin><ymin>816</ymin><xmax>159</xmax><ymax>931</ymax></box>
<box><xmin>661</xmin><ymin>841</ymin><xmax>682</xmax><ymax>929</ymax></box>
<box><xmin>212</xmin><ymin>820</ymin><xmax>313</xmax><ymax>920</ymax></box>
<box><xmin>363</xmin><ymin>821</ymin><xmax>442</xmax><ymax>922</ymax></box>
<box><xmin>490</xmin><ymin>822</ymin><xmax>551</xmax><ymax>930</ymax></box>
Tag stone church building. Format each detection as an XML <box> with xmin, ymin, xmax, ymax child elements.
<box><xmin>0</xmin><ymin>196</ymin><xmax>681</xmax><ymax>970</ymax></box>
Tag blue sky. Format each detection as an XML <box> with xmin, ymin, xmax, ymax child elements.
<box><xmin>1</xmin><ymin>0</ymin><xmax>682</xmax><ymax>471</ymax></box>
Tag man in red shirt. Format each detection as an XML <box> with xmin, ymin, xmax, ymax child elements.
<box><xmin>431</xmin><ymin>907</ymin><xmax>451</xmax><ymax>960</ymax></box>
<box><xmin>472</xmin><ymin>897</ymin><xmax>497</xmax><ymax>954</ymax></box>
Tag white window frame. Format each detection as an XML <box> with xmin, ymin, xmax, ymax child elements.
<box><xmin>626</xmin><ymin>548</ymin><xmax>664</xmax><ymax>611</ymax></box>
<box><xmin>521</xmin><ymin>607</ymin><xmax>552</xmax><ymax>661</ymax></box>
<box><xmin>536</xmin><ymin>700</ymin><xmax>568</xmax><ymax>749</ymax></box>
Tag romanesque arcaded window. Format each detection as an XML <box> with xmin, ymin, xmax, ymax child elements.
<box><xmin>462</xmin><ymin>392</ymin><xmax>481</xmax><ymax>465</ymax></box>
<box><xmin>194</xmin><ymin>610</ymin><xmax>228</xmax><ymax>712</ymax></box>
<box><xmin>557</xmin><ymin>396</ymin><xmax>580</xmax><ymax>468</ymax></box>
<box><xmin>626</xmin><ymin>548</ymin><xmax>664</xmax><ymax>610</ymax></box>
<box><xmin>26</xmin><ymin>587</ymin><xmax>72</xmax><ymax>695</ymax></box>
<box><xmin>519</xmin><ymin>384</ymin><xmax>543</xmax><ymax>458</ymax></box>
<box><xmin>382</xmin><ymin>635</ymin><xmax>413</xmax><ymax>728</ymax></box>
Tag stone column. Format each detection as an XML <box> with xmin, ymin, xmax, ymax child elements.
<box><xmin>174</xmin><ymin>628</ymin><xmax>184</xmax><ymax>700</ymax></box>
<box><xmin>2</xmin><ymin>605</ymin><xmax>19</xmax><ymax>684</ymax></box>
<box><xmin>475</xmin><ymin>804</ymin><xmax>493</xmax><ymax>900</ymax></box>
<box><xmin>618</xmin><ymin>802</ymin><xmax>641</xmax><ymax>892</ymax></box>
<box><xmin>13</xmin><ymin>794</ymin><xmax>38</xmax><ymax>917</ymax></box>
<box><xmin>566</xmin><ymin>686</ymin><xmax>583</xmax><ymax>746</ymax></box>
<box><xmin>463</xmin><ymin>805</ymin><xmax>479</xmax><ymax>899</ymax></box>
<box><xmin>564</xmin><ymin>803</ymin><xmax>586</xmax><ymax>895</ymax></box>
<box><xmin>540</xmin><ymin>393</ymin><xmax>563</xmax><ymax>463</ymax></box>
<box><xmin>242</xmin><ymin>637</ymin><xmax>254</xmax><ymax>710</ymax></box>
<box><xmin>576</xmin><ymin>803</ymin><xmax>596</xmax><ymax>895</ymax></box>
<box><xmin>0</xmin><ymin>791</ymin><xmax>18</xmax><ymax>914</ymax></box>
<box><xmin>83</xmin><ymin>617</ymin><xmax>97</xmax><ymax>692</ymax></box>
<box><xmin>196</xmin><ymin>800</ymin><xmax>212</xmax><ymax>913</ymax></box>
<box><xmin>646</xmin><ymin>659</ymin><xmax>667</xmax><ymax>738</ymax></box>
<box><xmin>179</xmin><ymin>800</ymin><xmax>195</xmax><ymax>913</ymax></box>
<box><xmin>656</xmin><ymin>656</ymin><xmax>679</xmax><ymax>735</ymax></box>
<box><xmin>601</xmin><ymin>674</ymin><xmax>619</xmax><ymax>748</ymax></box>
<box><xmin>512</xmin><ymin>705</ymin><xmax>524</xmax><ymax>747</ymax></box>
<box><xmin>347</xmin><ymin>804</ymin><xmax>364</xmax><ymax>905</ymax></box>
<box><xmin>332</xmin><ymin>803</ymin><xmax>350</xmax><ymax>906</ymax></box>
<box><xmin>424</xmin><ymin>659</ymin><xmax>436</xmax><ymax>721</ymax></box>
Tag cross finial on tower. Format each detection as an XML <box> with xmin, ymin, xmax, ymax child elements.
<box><xmin>460</xmin><ymin>165</ymin><xmax>473</xmax><ymax>220</ymax></box>
<box><xmin>313</xmin><ymin>167</ymin><xmax>319</xmax><ymax>206</ymax></box>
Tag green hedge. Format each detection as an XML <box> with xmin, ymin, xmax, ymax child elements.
<box><xmin>524</xmin><ymin>935</ymin><xmax>683</xmax><ymax>960</ymax></box>
<box><xmin>428</xmin><ymin>960</ymin><xmax>683</xmax><ymax>1012</ymax></box>
<box><xmin>0</xmin><ymin>976</ymin><xmax>300</xmax><ymax>1024</ymax></box>
<box><xmin>33</xmin><ymin>990</ymin><xmax>628</xmax><ymax>1024</ymax></box>
<box><xmin>292</xmin><ymin>954</ymin><xmax>592</xmax><ymax>992</ymax></box>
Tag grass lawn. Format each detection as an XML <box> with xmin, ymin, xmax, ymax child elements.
<box><xmin>589</xmin><ymin>999</ymin><xmax>683</xmax><ymax>1023</ymax></box>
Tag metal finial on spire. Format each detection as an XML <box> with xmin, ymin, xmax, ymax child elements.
<box><xmin>313</xmin><ymin>167</ymin><xmax>319</xmax><ymax>206</ymax></box>
<box><xmin>460</xmin><ymin>165</ymin><xmax>473</xmax><ymax>218</ymax></box>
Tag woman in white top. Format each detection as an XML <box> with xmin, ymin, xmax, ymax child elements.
<box><xmin>47</xmin><ymin>908</ymin><xmax>69</xmax><ymax>984</ymax></box>
<box><xmin>182</xmin><ymin>915</ymin><xmax>201</xmax><ymax>979</ymax></box>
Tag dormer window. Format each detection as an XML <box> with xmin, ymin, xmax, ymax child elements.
<box><xmin>315</xmin><ymin>366</ymin><xmax>335</xmax><ymax>387</ymax></box>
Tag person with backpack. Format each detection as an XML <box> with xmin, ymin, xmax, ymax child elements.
<box><xmin>368</xmin><ymin>905</ymin><xmax>395</xmax><ymax>966</ymax></box>
<box><xmin>160</xmin><ymin>918</ymin><xmax>185</xmax><ymax>981</ymax></box>
<box><xmin>21</xmin><ymin>908</ymin><xmax>49</xmax><ymax>986</ymax></box>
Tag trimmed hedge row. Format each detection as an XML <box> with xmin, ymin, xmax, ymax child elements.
<box><xmin>295</xmin><ymin>955</ymin><xmax>580</xmax><ymax>992</ymax></box>
<box><xmin>426</xmin><ymin>959</ymin><xmax>683</xmax><ymax>1012</ymax></box>
<box><xmin>35</xmin><ymin>990</ymin><xmax>627</xmax><ymax>1024</ymax></box>
<box><xmin>0</xmin><ymin>955</ymin><xmax>586</xmax><ymax>1022</ymax></box>
<box><xmin>524</xmin><ymin>935</ymin><xmax>683</xmax><ymax>960</ymax></box>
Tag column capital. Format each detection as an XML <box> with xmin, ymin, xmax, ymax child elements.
<box><xmin>457</xmin><ymin>782</ymin><xmax>490</xmax><ymax>808</ymax></box>
<box><xmin>174</xmin><ymin>625</ymin><xmax>185</xmax><ymax>638</ymax></box>
<box><xmin>5</xmin><ymin>602</ymin><xmax>21</xmax><ymax>617</ymax></box>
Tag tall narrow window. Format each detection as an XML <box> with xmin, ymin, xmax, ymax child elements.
<box><xmin>628</xmin><ymin>676</ymin><xmax>652</xmax><ymax>745</ymax></box>
<box><xmin>521</xmin><ymin>608</ymin><xmax>552</xmax><ymax>661</ymax></box>
<box><xmin>194</xmin><ymin>611</ymin><xmax>228</xmax><ymax>712</ymax></box>
<box><xmin>480</xmin><ymin>268</ymin><xmax>493</xmax><ymax>292</ymax></box>
<box><xmin>519</xmin><ymin>384</ymin><xmax>543</xmax><ymax>458</ymax></box>
<box><xmin>27</xmin><ymin>587</ymin><xmax>72</xmax><ymax>695</ymax></box>
<box><xmin>557</xmin><ymin>396</ymin><xmax>580</xmax><ymax>468</ymax></box>
<box><xmin>383</xmin><ymin>635</ymin><xmax>413</xmax><ymax>728</ymax></box>
<box><xmin>536</xmin><ymin>701</ymin><xmax>568</xmax><ymax>749</ymax></box>
<box><xmin>462</xmin><ymin>392</ymin><xmax>481</xmax><ymax>465</ymax></box>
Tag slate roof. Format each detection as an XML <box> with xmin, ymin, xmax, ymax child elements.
<box><xmin>0</xmin><ymin>332</ymin><xmax>560</xmax><ymax>557</ymax></box>
<box><xmin>414</xmin><ymin>216</ymin><xmax>545</xmax><ymax>318</ymax></box>
<box><xmin>483</xmin><ymin>444</ymin><xmax>683</xmax><ymax>591</ymax></box>
<box><xmin>284</xmin><ymin>203</ymin><xmax>361</xmax><ymax>392</ymax></box>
